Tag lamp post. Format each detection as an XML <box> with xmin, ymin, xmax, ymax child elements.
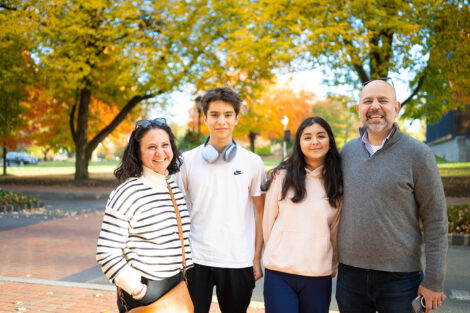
<box><xmin>281</xmin><ymin>115</ymin><xmax>289</xmax><ymax>159</ymax></box>
<box><xmin>195</xmin><ymin>96</ymin><xmax>202</xmax><ymax>134</ymax></box>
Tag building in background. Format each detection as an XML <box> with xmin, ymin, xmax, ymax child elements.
<box><xmin>426</xmin><ymin>105</ymin><xmax>470</xmax><ymax>162</ymax></box>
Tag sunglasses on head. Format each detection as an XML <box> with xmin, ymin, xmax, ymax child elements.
<box><xmin>135</xmin><ymin>117</ymin><xmax>167</xmax><ymax>129</ymax></box>
<box><xmin>362</xmin><ymin>77</ymin><xmax>395</xmax><ymax>92</ymax></box>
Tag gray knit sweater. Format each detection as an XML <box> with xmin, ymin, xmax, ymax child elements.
<box><xmin>338</xmin><ymin>124</ymin><xmax>448</xmax><ymax>291</ymax></box>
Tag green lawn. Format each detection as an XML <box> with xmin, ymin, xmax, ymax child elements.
<box><xmin>2</xmin><ymin>158</ymin><xmax>469</xmax><ymax>177</ymax></box>
<box><xmin>2</xmin><ymin>160</ymin><xmax>120</xmax><ymax>176</ymax></box>
<box><xmin>437</xmin><ymin>162</ymin><xmax>470</xmax><ymax>177</ymax></box>
<box><xmin>263</xmin><ymin>158</ymin><xmax>282</xmax><ymax>172</ymax></box>
<box><xmin>261</xmin><ymin>157</ymin><xmax>470</xmax><ymax>177</ymax></box>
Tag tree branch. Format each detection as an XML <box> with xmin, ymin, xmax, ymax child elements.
<box><xmin>85</xmin><ymin>92</ymin><xmax>159</xmax><ymax>155</ymax></box>
<box><xmin>343</xmin><ymin>39</ymin><xmax>369</xmax><ymax>83</ymax></box>
<box><xmin>353</xmin><ymin>64</ymin><xmax>369</xmax><ymax>84</ymax></box>
<box><xmin>0</xmin><ymin>4</ymin><xmax>17</xmax><ymax>10</ymax></box>
<box><xmin>401</xmin><ymin>74</ymin><xmax>426</xmax><ymax>107</ymax></box>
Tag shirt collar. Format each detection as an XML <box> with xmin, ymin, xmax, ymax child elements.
<box><xmin>361</xmin><ymin>124</ymin><xmax>397</xmax><ymax>156</ymax></box>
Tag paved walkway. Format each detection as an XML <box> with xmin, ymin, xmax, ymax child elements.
<box><xmin>1</xmin><ymin>184</ymin><xmax>468</xmax><ymax>313</ymax></box>
<box><xmin>0</xmin><ymin>186</ymin><xmax>265</xmax><ymax>313</ymax></box>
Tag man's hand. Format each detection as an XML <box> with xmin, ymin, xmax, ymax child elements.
<box><xmin>253</xmin><ymin>257</ymin><xmax>263</xmax><ymax>281</ymax></box>
<box><xmin>418</xmin><ymin>285</ymin><xmax>444</xmax><ymax>313</ymax></box>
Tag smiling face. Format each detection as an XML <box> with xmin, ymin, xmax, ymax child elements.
<box><xmin>358</xmin><ymin>80</ymin><xmax>401</xmax><ymax>140</ymax></box>
<box><xmin>139</xmin><ymin>128</ymin><xmax>173</xmax><ymax>175</ymax></box>
<box><xmin>300</xmin><ymin>123</ymin><xmax>330</xmax><ymax>170</ymax></box>
<box><xmin>204</xmin><ymin>100</ymin><xmax>239</xmax><ymax>147</ymax></box>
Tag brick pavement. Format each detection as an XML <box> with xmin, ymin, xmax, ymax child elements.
<box><xmin>0</xmin><ymin>281</ymin><xmax>264</xmax><ymax>313</ymax></box>
<box><xmin>0</xmin><ymin>198</ymin><xmax>265</xmax><ymax>313</ymax></box>
<box><xmin>2</xmin><ymin>185</ymin><xmax>465</xmax><ymax>312</ymax></box>
<box><xmin>0</xmin><ymin>212</ymin><xmax>100</xmax><ymax>280</ymax></box>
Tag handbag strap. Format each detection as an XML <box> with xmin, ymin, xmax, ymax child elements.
<box><xmin>166</xmin><ymin>181</ymin><xmax>188</xmax><ymax>278</ymax></box>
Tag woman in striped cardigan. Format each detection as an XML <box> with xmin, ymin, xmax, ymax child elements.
<box><xmin>96</xmin><ymin>118</ymin><xmax>192</xmax><ymax>312</ymax></box>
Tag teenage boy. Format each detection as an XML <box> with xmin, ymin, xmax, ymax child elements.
<box><xmin>175</xmin><ymin>87</ymin><xmax>266</xmax><ymax>313</ymax></box>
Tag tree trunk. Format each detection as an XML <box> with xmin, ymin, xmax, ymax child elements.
<box><xmin>71</xmin><ymin>88</ymin><xmax>157</xmax><ymax>182</ymax></box>
<box><xmin>75</xmin><ymin>88</ymin><xmax>91</xmax><ymax>181</ymax></box>
<box><xmin>2</xmin><ymin>146</ymin><xmax>6</xmax><ymax>176</ymax></box>
<box><xmin>42</xmin><ymin>147</ymin><xmax>50</xmax><ymax>161</ymax></box>
<box><xmin>248</xmin><ymin>131</ymin><xmax>257</xmax><ymax>152</ymax></box>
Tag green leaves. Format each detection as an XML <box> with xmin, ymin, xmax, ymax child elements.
<box><xmin>0</xmin><ymin>2</ymin><xmax>36</xmax><ymax>149</ymax></box>
<box><xmin>243</xmin><ymin>0</ymin><xmax>469</xmax><ymax>121</ymax></box>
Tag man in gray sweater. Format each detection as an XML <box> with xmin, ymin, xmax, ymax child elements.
<box><xmin>336</xmin><ymin>78</ymin><xmax>448</xmax><ymax>313</ymax></box>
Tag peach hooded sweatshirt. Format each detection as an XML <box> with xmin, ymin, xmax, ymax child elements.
<box><xmin>262</xmin><ymin>166</ymin><xmax>341</xmax><ymax>277</ymax></box>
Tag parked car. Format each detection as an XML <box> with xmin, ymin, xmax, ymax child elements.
<box><xmin>5</xmin><ymin>151</ymin><xmax>39</xmax><ymax>166</ymax></box>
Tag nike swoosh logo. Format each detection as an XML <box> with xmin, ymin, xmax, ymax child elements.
<box><xmin>234</xmin><ymin>170</ymin><xmax>242</xmax><ymax>175</ymax></box>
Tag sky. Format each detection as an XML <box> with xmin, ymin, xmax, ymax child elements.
<box><xmin>150</xmin><ymin>68</ymin><xmax>423</xmax><ymax>133</ymax></box>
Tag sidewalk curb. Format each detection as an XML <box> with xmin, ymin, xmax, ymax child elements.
<box><xmin>0</xmin><ymin>187</ymin><xmax>111</xmax><ymax>199</ymax></box>
<box><xmin>0</xmin><ymin>201</ymin><xmax>45</xmax><ymax>213</ymax></box>
<box><xmin>0</xmin><ymin>275</ymin><xmax>114</xmax><ymax>291</ymax></box>
<box><xmin>448</xmin><ymin>233</ymin><xmax>469</xmax><ymax>247</ymax></box>
<box><xmin>0</xmin><ymin>276</ymin><xmax>278</xmax><ymax>311</ymax></box>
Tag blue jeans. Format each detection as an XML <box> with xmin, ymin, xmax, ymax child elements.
<box><xmin>264</xmin><ymin>269</ymin><xmax>331</xmax><ymax>313</ymax></box>
<box><xmin>335</xmin><ymin>263</ymin><xmax>423</xmax><ymax>313</ymax></box>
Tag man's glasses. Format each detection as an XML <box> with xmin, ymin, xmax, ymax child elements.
<box><xmin>362</xmin><ymin>77</ymin><xmax>395</xmax><ymax>93</ymax></box>
<box><xmin>135</xmin><ymin>117</ymin><xmax>167</xmax><ymax>129</ymax></box>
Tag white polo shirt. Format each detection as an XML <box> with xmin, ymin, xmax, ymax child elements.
<box><xmin>175</xmin><ymin>144</ymin><xmax>266</xmax><ymax>268</ymax></box>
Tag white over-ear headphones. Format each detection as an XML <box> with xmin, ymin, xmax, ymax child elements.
<box><xmin>201</xmin><ymin>137</ymin><xmax>237</xmax><ymax>163</ymax></box>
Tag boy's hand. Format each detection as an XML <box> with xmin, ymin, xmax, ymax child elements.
<box><xmin>253</xmin><ymin>258</ymin><xmax>263</xmax><ymax>281</ymax></box>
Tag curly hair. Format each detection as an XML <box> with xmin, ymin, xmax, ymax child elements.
<box><xmin>263</xmin><ymin>116</ymin><xmax>343</xmax><ymax>208</ymax></box>
<box><xmin>114</xmin><ymin>122</ymin><xmax>182</xmax><ymax>183</ymax></box>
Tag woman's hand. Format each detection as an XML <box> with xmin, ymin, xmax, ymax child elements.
<box><xmin>131</xmin><ymin>283</ymin><xmax>147</xmax><ymax>300</ymax></box>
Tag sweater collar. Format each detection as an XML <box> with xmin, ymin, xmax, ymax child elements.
<box><xmin>141</xmin><ymin>165</ymin><xmax>167</xmax><ymax>188</ymax></box>
<box><xmin>305</xmin><ymin>164</ymin><xmax>324</xmax><ymax>177</ymax></box>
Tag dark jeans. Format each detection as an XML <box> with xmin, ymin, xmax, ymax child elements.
<box><xmin>187</xmin><ymin>263</ymin><xmax>255</xmax><ymax>313</ymax></box>
<box><xmin>335</xmin><ymin>263</ymin><xmax>423</xmax><ymax>313</ymax></box>
<box><xmin>264</xmin><ymin>269</ymin><xmax>332</xmax><ymax>313</ymax></box>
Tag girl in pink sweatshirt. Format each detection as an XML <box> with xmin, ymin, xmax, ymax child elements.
<box><xmin>263</xmin><ymin>116</ymin><xmax>343</xmax><ymax>313</ymax></box>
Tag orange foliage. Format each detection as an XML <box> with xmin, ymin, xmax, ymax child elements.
<box><xmin>186</xmin><ymin>83</ymin><xmax>315</xmax><ymax>144</ymax></box>
<box><xmin>21</xmin><ymin>83</ymin><xmax>135</xmax><ymax>152</ymax></box>
<box><xmin>236</xmin><ymin>83</ymin><xmax>315</xmax><ymax>140</ymax></box>
<box><xmin>88</xmin><ymin>97</ymin><xmax>134</xmax><ymax>149</ymax></box>
<box><xmin>22</xmin><ymin>83</ymin><xmax>73</xmax><ymax>151</ymax></box>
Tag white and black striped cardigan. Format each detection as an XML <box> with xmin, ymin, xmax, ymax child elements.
<box><xmin>96</xmin><ymin>167</ymin><xmax>192</xmax><ymax>294</ymax></box>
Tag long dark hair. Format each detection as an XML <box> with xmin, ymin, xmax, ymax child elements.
<box><xmin>114</xmin><ymin>122</ymin><xmax>182</xmax><ymax>183</ymax></box>
<box><xmin>264</xmin><ymin>116</ymin><xmax>343</xmax><ymax>208</ymax></box>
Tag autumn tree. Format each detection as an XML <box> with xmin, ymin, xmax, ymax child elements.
<box><xmin>237</xmin><ymin>84</ymin><xmax>360</xmax><ymax>151</ymax></box>
<box><xmin>0</xmin><ymin>2</ymin><xmax>35</xmax><ymax>175</ymax></box>
<box><xmin>24</xmin><ymin>83</ymin><xmax>139</xmax><ymax>160</ymax></box>
<box><xmin>17</xmin><ymin>0</ymin><xmax>240</xmax><ymax>180</ymax></box>
<box><xmin>312</xmin><ymin>96</ymin><xmax>359</xmax><ymax>148</ymax></box>
<box><xmin>238</xmin><ymin>84</ymin><xmax>313</xmax><ymax>151</ymax></box>
<box><xmin>242</xmin><ymin>0</ymin><xmax>469</xmax><ymax>122</ymax></box>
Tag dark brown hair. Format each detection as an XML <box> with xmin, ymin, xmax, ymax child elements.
<box><xmin>201</xmin><ymin>87</ymin><xmax>242</xmax><ymax>116</ymax></box>
<box><xmin>114</xmin><ymin>122</ymin><xmax>182</xmax><ymax>183</ymax></box>
<box><xmin>264</xmin><ymin>116</ymin><xmax>343</xmax><ymax>208</ymax></box>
